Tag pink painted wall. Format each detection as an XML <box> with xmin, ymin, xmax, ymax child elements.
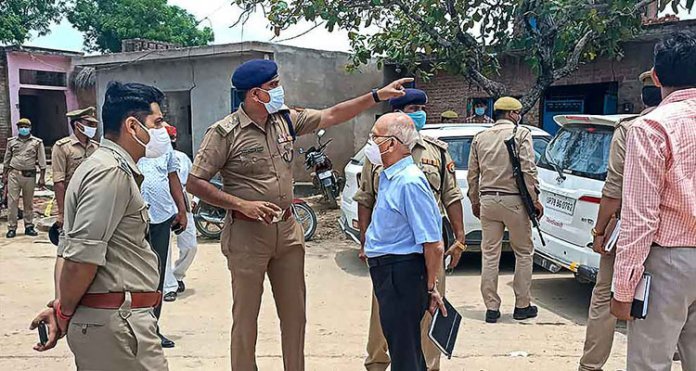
<box><xmin>6</xmin><ymin>51</ymin><xmax>78</xmax><ymax>136</ymax></box>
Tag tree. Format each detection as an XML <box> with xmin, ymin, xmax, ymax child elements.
<box><xmin>0</xmin><ymin>0</ymin><xmax>64</xmax><ymax>45</ymax></box>
<box><xmin>233</xmin><ymin>0</ymin><xmax>694</xmax><ymax>113</ymax></box>
<box><xmin>66</xmin><ymin>0</ymin><xmax>214</xmax><ymax>53</ymax></box>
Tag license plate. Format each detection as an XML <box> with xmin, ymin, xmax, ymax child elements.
<box><xmin>319</xmin><ymin>171</ymin><xmax>333</xmax><ymax>180</ymax></box>
<box><xmin>545</xmin><ymin>192</ymin><xmax>576</xmax><ymax>216</ymax></box>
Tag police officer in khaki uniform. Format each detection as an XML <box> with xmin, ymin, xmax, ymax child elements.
<box><xmin>467</xmin><ymin>97</ymin><xmax>543</xmax><ymax>323</ymax></box>
<box><xmin>187</xmin><ymin>59</ymin><xmax>412</xmax><ymax>370</ymax></box>
<box><xmin>578</xmin><ymin>71</ymin><xmax>663</xmax><ymax>371</ymax></box>
<box><xmin>3</xmin><ymin>118</ymin><xmax>46</xmax><ymax>238</ymax></box>
<box><xmin>52</xmin><ymin>107</ymin><xmax>100</xmax><ymax>227</ymax></box>
<box><xmin>355</xmin><ymin>89</ymin><xmax>466</xmax><ymax>371</ymax></box>
<box><xmin>30</xmin><ymin>82</ymin><xmax>170</xmax><ymax>370</ymax></box>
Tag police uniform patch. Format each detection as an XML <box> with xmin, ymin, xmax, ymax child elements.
<box><xmin>447</xmin><ymin>161</ymin><xmax>456</xmax><ymax>174</ymax></box>
<box><xmin>56</xmin><ymin>137</ymin><xmax>72</xmax><ymax>146</ymax></box>
<box><xmin>422</xmin><ymin>135</ymin><xmax>448</xmax><ymax>150</ymax></box>
<box><xmin>239</xmin><ymin>146</ymin><xmax>264</xmax><ymax>155</ymax></box>
<box><xmin>215</xmin><ymin>114</ymin><xmax>239</xmax><ymax>137</ymax></box>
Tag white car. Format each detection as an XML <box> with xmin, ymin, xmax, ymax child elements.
<box><xmin>339</xmin><ymin>123</ymin><xmax>552</xmax><ymax>252</ymax></box>
<box><xmin>532</xmin><ymin>114</ymin><xmax>637</xmax><ymax>283</ymax></box>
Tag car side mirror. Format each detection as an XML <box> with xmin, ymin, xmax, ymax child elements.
<box><xmin>317</xmin><ymin>129</ymin><xmax>326</xmax><ymax>138</ymax></box>
<box><xmin>299</xmin><ymin>148</ymin><xmax>305</xmax><ymax>154</ymax></box>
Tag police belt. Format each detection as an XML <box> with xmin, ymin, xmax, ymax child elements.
<box><xmin>79</xmin><ymin>292</ymin><xmax>162</xmax><ymax>309</ymax></box>
<box><xmin>11</xmin><ymin>168</ymin><xmax>36</xmax><ymax>177</ymax></box>
<box><xmin>367</xmin><ymin>253</ymin><xmax>423</xmax><ymax>268</ymax></box>
<box><xmin>480</xmin><ymin>191</ymin><xmax>519</xmax><ymax>196</ymax></box>
<box><xmin>231</xmin><ymin>207</ymin><xmax>293</xmax><ymax>223</ymax></box>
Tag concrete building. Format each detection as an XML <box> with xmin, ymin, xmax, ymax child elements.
<box><xmin>0</xmin><ymin>46</ymin><xmax>84</xmax><ymax>155</ymax></box>
<box><xmin>76</xmin><ymin>41</ymin><xmax>384</xmax><ymax>181</ymax></box>
<box><xmin>401</xmin><ymin>19</ymin><xmax>696</xmax><ymax>134</ymax></box>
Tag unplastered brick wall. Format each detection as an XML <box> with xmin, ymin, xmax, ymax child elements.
<box><xmin>0</xmin><ymin>50</ymin><xmax>10</xmax><ymax>159</ymax></box>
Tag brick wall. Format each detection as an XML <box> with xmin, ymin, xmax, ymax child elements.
<box><xmin>417</xmin><ymin>40</ymin><xmax>656</xmax><ymax>127</ymax></box>
<box><xmin>0</xmin><ymin>49</ymin><xmax>10</xmax><ymax>159</ymax></box>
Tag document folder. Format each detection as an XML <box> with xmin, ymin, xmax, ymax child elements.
<box><xmin>427</xmin><ymin>298</ymin><xmax>461</xmax><ymax>359</ymax></box>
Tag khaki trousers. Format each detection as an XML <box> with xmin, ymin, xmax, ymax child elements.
<box><xmin>7</xmin><ymin>170</ymin><xmax>35</xmax><ymax>229</ymax></box>
<box><xmin>480</xmin><ymin>195</ymin><xmax>533</xmax><ymax>310</ymax></box>
<box><xmin>579</xmin><ymin>254</ymin><xmax>617</xmax><ymax>371</ymax></box>
<box><xmin>66</xmin><ymin>295</ymin><xmax>168</xmax><ymax>370</ymax></box>
<box><xmin>223</xmin><ymin>217</ymin><xmax>306</xmax><ymax>371</ymax></box>
<box><xmin>627</xmin><ymin>246</ymin><xmax>696</xmax><ymax>371</ymax></box>
<box><xmin>365</xmin><ymin>267</ymin><xmax>446</xmax><ymax>371</ymax></box>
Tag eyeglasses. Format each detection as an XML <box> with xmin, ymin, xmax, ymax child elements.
<box><xmin>369</xmin><ymin>133</ymin><xmax>403</xmax><ymax>145</ymax></box>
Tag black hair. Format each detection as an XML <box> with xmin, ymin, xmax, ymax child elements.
<box><xmin>70</xmin><ymin>118</ymin><xmax>80</xmax><ymax>129</ymax></box>
<box><xmin>102</xmin><ymin>81</ymin><xmax>165</xmax><ymax>136</ymax></box>
<box><xmin>654</xmin><ymin>30</ymin><xmax>696</xmax><ymax>88</ymax></box>
<box><xmin>474</xmin><ymin>99</ymin><xmax>487</xmax><ymax>107</ymax></box>
<box><xmin>642</xmin><ymin>86</ymin><xmax>662</xmax><ymax>107</ymax></box>
<box><xmin>493</xmin><ymin>109</ymin><xmax>507</xmax><ymax>121</ymax></box>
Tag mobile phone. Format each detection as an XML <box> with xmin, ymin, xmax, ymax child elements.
<box><xmin>270</xmin><ymin>210</ymin><xmax>284</xmax><ymax>223</ymax></box>
<box><xmin>444</xmin><ymin>255</ymin><xmax>452</xmax><ymax>269</ymax></box>
<box><xmin>171</xmin><ymin>222</ymin><xmax>184</xmax><ymax>235</ymax></box>
<box><xmin>38</xmin><ymin>321</ymin><xmax>48</xmax><ymax>345</ymax></box>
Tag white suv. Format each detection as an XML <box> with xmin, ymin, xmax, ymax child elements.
<box><xmin>339</xmin><ymin>123</ymin><xmax>551</xmax><ymax>251</ymax></box>
<box><xmin>533</xmin><ymin>114</ymin><xmax>636</xmax><ymax>283</ymax></box>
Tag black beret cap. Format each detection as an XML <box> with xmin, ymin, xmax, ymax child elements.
<box><xmin>232</xmin><ymin>59</ymin><xmax>279</xmax><ymax>90</ymax></box>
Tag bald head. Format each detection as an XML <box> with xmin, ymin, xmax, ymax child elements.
<box><xmin>373</xmin><ymin>112</ymin><xmax>418</xmax><ymax>150</ymax></box>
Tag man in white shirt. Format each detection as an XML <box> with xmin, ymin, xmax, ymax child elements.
<box><xmin>163</xmin><ymin>125</ymin><xmax>198</xmax><ymax>302</ymax></box>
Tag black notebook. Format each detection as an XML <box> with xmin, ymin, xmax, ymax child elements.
<box><xmin>611</xmin><ymin>272</ymin><xmax>651</xmax><ymax>319</ymax></box>
<box><xmin>427</xmin><ymin>298</ymin><xmax>461</xmax><ymax>359</ymax></box>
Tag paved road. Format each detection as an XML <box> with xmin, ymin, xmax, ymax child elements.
<box><xmin>0</xmin><ymin>224</ymin><xmax>683</xmax><ymax>370</ymax></box>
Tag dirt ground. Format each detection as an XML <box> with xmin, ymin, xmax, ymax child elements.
<box><xmin>0</xmin><ymin>201</ymin><xmax>683</xmax><ymax>371</ymax></box>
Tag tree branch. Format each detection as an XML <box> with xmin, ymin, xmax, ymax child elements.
<box><xmin>552</xmin><ymin>30</ymin><xmax>593</xmax><ymax>80</ymax></box>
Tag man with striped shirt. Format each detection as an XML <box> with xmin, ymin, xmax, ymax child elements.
<box><xmin>611</xmin><ymin>30</ymin><xmax>696</xmax><ymax>370</ymax></box>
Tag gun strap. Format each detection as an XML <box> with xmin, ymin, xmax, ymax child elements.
<box><xmin>439</xmin><ymin>147</ymin><xmax>446</xmax><ymax>192</ymax></box>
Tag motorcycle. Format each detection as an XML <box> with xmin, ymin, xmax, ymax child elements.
<box><xmin>299</xmin><ymin>129</ymin><xmax>345</xmax><ymax>209</ymax></box>
<box><xmin>192</xmin><ymin>178</ymin><xmax>318</xmax><ymax>241</ymax></box>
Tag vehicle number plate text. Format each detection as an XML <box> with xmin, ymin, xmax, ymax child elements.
<box><xmin>545</xmin><ymin>192</ymin><xmax>576</xmax><ymax>215</ymax></box>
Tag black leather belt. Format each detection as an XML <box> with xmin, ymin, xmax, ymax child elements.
<box><xmin>367</xmin><ymin>253</ymin><xmax>423</xmax><ymax>268</ymax></box>
<box><xmin>480</xmin><ymin>191</ymin><xmax>519</xmax><ymax>196</ymax></box>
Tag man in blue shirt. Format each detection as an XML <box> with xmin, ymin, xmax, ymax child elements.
<box><xmin>364</xmin><ymin>112</ymin><xmax>446</xmax><ymax>371</ymax></box>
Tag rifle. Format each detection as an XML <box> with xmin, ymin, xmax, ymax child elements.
<box><xmin>504</xmin><ymin>125</ymin><xmax>545</xmax><ymax>246</ymax></box>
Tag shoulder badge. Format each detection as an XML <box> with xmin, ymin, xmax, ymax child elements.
<box><xmin>214</xmin><ymin>114</ymin><xmax>239</xmax><ymax>137</ymax></box>
<box><xmin>56</xmin><ymin>137</ymin><xmax>71</xmax><ymax>146</ymax></box>
<box><xmin>422</xmin><ymin>135</ymin><xmax>449</xmax><ymax>151</ymax></box>
<box><xmin>447</xmin><ymin>161</ymin><xmax>456</xmax><ymax>174</ymax></box>
<box><xmin>32</xmin><ymin>136</ymin><xmax>44</xmax><ymax>143</ymax></box>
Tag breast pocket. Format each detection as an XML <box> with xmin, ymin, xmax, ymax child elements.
<box><xmin>232</xmin><ymin>154</ymin><xmax>272</xmax><ymax>177</ymax></box>
<box><xmin>69</xmin><ymin>155</ymin><xmax>84</xmax><ymax>172</ymax></box>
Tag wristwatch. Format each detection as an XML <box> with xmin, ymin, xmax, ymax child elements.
<box><xmin>591</xmin><ymin>228</ymin><xmax>604</xmax><ymax>237</ymax></box>
<box><xmin>371</xmin><ymin>88</ymin><xmax>381</xmax><ymax>103</ymax></box>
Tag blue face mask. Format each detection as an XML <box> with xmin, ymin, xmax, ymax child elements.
<box><xmin>475</xmin><ymin>107</ymin><xmax>486</xmax><ymax>116</ymax></box>
<box><xmin>407</xmin><ymin>110</ymin><xmax>427</xmax><ymax>131</ymax></box>
<box><xmin>260</xmin><ymin>86</ymin><xmax>285</xmax><ymax>114</ymax></box>
<box><xmin>18</xmin><ymin>127</ymin><xmax>31</xmax><ymax>136</ymax></box>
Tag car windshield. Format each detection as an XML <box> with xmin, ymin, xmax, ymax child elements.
<box><xmin>539</xmin><ymin>124</ymin><xmax>614</xmax><ymax>180</ymax></box>
<box><xmin>442</xmin><ymin>136</ymin><xmax>550</xmax><ymax>170</ymax></box>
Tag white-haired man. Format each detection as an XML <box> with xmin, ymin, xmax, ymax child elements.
<box><xmin>363</xmin><ymin>112</ymin><xmax>447</xmax><ymax>371</ymax></box>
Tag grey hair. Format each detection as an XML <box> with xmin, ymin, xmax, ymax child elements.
<box><xmin>383</xmin><ymin>113</ymin><xmax>419</xmax><ymax>150</ymax></box>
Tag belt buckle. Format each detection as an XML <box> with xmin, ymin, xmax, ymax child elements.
<box><xmin>118</xmin><ymin>292</ymin><xmax>132</xmax><ymax>319</ymax></box>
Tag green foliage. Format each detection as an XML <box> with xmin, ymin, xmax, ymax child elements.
<box><xmin>0</xmin><ymin>0</ymin><xmax>65</xmax><ymax>44</ymax></box>
<box><xmin>66</xmin><ymin>0</ymin><xmax>214</xmax><ymax>52</ymax></box>
<box><xmin>233</xmin><ymin>0</ymin><xmax>693</xmax><ymax>110</ymax></box>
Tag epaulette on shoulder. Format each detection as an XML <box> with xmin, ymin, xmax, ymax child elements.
<box><xmin>56</xmin><ymin>137</ymin><xmax>72</xmax><ymax>146</ymax></box>
<box><xmin>214</xmin><ymin>114</ymin><xmax>240</xmax><ymax>137</ymax></box>
<box><xmin>422</xmin><ymin>135</ymin><xmax>448</xmax><ymax>150</ymax></box>
<box><xmin>32</xmin><ymin>136</ymin><xmax>43</xmax><ymax>143</ymax></box>
<box><xmin>115</xmin><ymin>156</ymin><xmax>133</xmax><ymax>176</ymax></box>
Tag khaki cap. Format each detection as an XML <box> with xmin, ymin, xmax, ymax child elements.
<box><xmin>441</xmin><ymin>110</ymin><xmax>459</xmax><ymax>119</ymax></box>
<box><xmin>66</xmin><ymin>107</ymin><xmax>99</xmax><ymax>123</ymax></box>
<box><xmin>493</xmin><ymin>97</ymin><xmax>522</xmax><ymax>111</ymax></box>
<box><xmin>639</xmin><ymin>70</ymin><xmax>656</xmax><ymax>87</ymax></box>
<box><xmin>17</xmin><ymin>118</ymin><xmax>32</xmax><ymax>126</ymax></box>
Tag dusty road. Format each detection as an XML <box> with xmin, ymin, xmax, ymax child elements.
<box><xmin>0</xmin><ymin>206</ymin><xmax>683</xmax><ymax>371</ymax></box>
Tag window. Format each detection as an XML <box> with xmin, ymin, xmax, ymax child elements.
<box><xmin>442</xmin><ymin>137</ymin><xmax>474</xmax><ymax>170</ymax></box>
<box><xmin>19</xmin><ymin>69</ymin><xmax>66</xmax><ymax>87</ymax></box>
<box><xmin>538</xmin><ymin>124</ymin><xmax>614</xmax><ymax>180</ymax></box>
<box><xmin>533</xmin><ymin>137</ymin><xmax>550</xmax><ymax>164</ymax></box>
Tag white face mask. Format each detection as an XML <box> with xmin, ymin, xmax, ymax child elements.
<box><xmin>364</xmin><ymin>139</ymin><xmax>384</xmax><ymax>166</ymax></box>
<box><xmin>132</xmin><ymin>121</ymin><xmax>171</xmax><ymax>158</ymax></box>
<box><xmin>79</xmin><ymin>124</ymin><xmax>97</xmax><ymax>139</ymax></box>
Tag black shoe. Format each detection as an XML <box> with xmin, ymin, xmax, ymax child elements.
<box><xmin>25</xmin><ymin>225</ymin><xmax>38</xmax><ymax>236</ymax></box>
<box><xmin>485</xmin><ymin>309</ymin><xmax>501</xmax><ymax>323</ymax></box>
<box><xmin>163</xmin><ymin>292</ymin><xmax>177</xmax><ymax>302</ymax></box>
<box><xmin>513</xmin><ymin>305</ymin><xmax>538</xmax><ymax>320</ymax></box>
<box><xmin>6</xmin><ymin>230</ymin><xmax>16</xmax><ymax>238</ymax></box>
<box><xmin>159</xmin><ymin>333</ymin><xmax>175</xmax><ymax>348</ymax></box>
<box><xmin>177</xmin><ymin>280</ymin><xmax>185</xmax><ymax>293</ymax></box>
